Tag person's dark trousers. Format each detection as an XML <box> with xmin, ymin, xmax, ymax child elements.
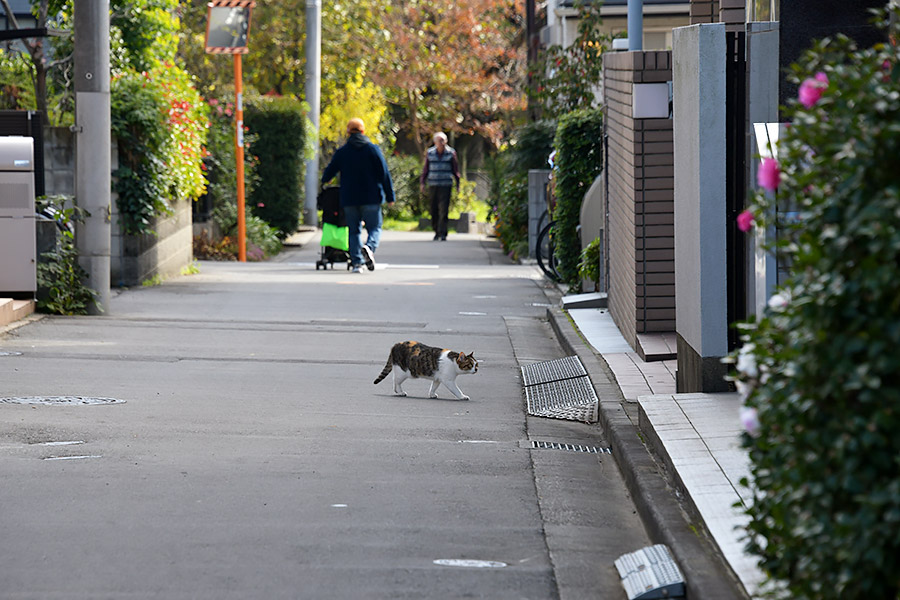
<box><xmin>429</xmin><ymin>185</ymin><xmax>452</xmax><ymax>239</ymax></box>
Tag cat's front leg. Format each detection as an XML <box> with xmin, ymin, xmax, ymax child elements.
<box><xmin>427</xmin><ymin>379</ymin><xmax>440</xmax><ymax>399</ymax></box>
<box><xmin>444</xmin><ymin>380</ymin><xmax>470</xmax><ymax>401</ymax></box>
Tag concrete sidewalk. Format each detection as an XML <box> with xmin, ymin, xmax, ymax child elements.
<box><xmin>550</xmin><ymin>304</ymin><xmax>762</xmax><ymax>598</ymax></box>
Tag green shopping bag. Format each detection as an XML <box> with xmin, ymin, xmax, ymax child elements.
<box><xmin>321</xmin><ymin>222</ymin><xmax>349</xmax><ymax>252</ymax></box>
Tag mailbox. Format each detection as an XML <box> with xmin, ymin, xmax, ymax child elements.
<box><xmin>0</xmin><ymin>136</ymin><xmax>36</xmax><ymax>295</ymax></box>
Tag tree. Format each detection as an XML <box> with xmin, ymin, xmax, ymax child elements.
<box><xmin>0</xmin><ymin>0</ymin><xmax>70</xmax><ymax>119</ymax></box>
<box><xmin>374</xmin><ymin>0</ymin><xmax>526</xmax><ymax>154</ymax></box>
<box><xmin>527</xmin><ymin>0</ymin><xmax>613</xmax><ymax>118</ymax></box>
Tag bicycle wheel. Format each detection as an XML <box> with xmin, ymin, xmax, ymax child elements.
<box><xmin>536</xmin><ymin>221</ymin><xmax>562</xmax><ymax>283</ymax></box>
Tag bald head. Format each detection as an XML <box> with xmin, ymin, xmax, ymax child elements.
<box><xmin>347</xmin><ymin>118</ymin><xmax>365</xmax><ymax>134</ymax></box>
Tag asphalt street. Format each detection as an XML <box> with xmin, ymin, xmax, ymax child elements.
<box><xmin>0</xmin><ymin>230</ymin><xmax>649</xmax><ymax>599</ymax></box>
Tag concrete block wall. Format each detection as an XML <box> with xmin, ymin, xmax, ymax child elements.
<box><xmin>43</xmin><ymin>127</ymin><xmax>75</xmax><ymax>197</ymax></box>
<box><xmin>603</xmin><ymin>51</ymin><xmax>675</xmax><ymax>351</ymax></box>
<box><xmin>111</xmin><ymin>197</ymin><xmax>193</xmax><ymax>287</ymax></box>
<box><xmin>44</xmin><ymin>126</ymin><xmax>194</xmax><ymax>288</ymax></box>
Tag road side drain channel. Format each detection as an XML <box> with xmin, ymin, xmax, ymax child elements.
<box><xmin>530</xmin><ymin>440</ymin><xmax>611</xmax><ymax>454</ymax></box>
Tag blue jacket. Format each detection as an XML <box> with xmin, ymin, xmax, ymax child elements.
<box><xmin>321</xmin><ymin>133</ymin><xmax>395</xmax><ymax>207</ymax></box>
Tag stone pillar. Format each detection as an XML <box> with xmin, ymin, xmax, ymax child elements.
<box><xmin>673</xmin><ymin>23</ymin><xmax>729</xmax><ymax>392</ymax></box>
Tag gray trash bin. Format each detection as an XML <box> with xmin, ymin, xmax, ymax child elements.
<box><xmin>0</xmin><ymin>136</ymin><xmax>36</xmax><ymax>295</ymax></box>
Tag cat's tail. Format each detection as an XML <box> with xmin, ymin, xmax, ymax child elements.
<box><xmin>373</xmin><ymin>356</ymin><xmax>393</xmax><ymax>384</ymax></box>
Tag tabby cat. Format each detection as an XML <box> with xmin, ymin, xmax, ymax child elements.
<box><xmin>374</xmin><ymin>341</ymin><xmax>478</xmax><ymax>400</ymax></box>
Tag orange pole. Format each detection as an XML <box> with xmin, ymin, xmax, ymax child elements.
<box><xmin>234</xmin><ymin>53</ymin><xmax>247</xmax><ymax>262</ymax></box>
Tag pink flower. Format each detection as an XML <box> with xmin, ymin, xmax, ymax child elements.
<box><xmin>757</xmin><ymin>158</ymin><xmax>780</xmax><ymax>191</ymax></box>
<box><xmin>798</xmin><ymin>71</ymin><xmax>828</xmax><ymax>109</ymax></box>
<box><xmin>740</xmin><ymin>405</ymin><xmax>760</xmax><ymax>436</ymax></box>
<box><xmin>737</xmin><ymin>210</ymin><xmax>754</xmax><ymax>232</ymax></box>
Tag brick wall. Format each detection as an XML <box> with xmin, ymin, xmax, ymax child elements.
<box><xmin>603</xmin><ymin>51</ymin><xmax>675</xmax><ymax>351</ymax></box>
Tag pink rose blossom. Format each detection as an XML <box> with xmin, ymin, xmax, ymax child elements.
<box><xmin>798</xmin><ymin>71</ymin><xmax>828</xmax><ymax>109</ymax></box>
<box><xmin>737</xmin><ymin>210</ymin><xmax>754</xmax><ymax>232</ymax></box>
<box><xmin>757</xmin><ymin>158</ymin><xmax>781</xmax><ymax>192</ymax></box>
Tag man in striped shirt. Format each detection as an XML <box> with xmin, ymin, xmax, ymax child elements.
<box><xmin>419</xmin><ymin>132</ymin><xmax>461</xmax><ymax>241</ymax></box>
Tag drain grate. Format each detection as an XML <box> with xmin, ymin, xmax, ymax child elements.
<box><xmin>520</xmin><ymin>356</ymin><xmax>598</xmax><ymax>423</ymax></box>
<box><xmin>521</xmin><ymin>356</ymin><xmax>587</xmax><ymax>386</ymax></box>
<box><xmin>0</xmin><ymin>351</ymin><xmax>23</xmax><ymax>357</ymax></box>
<box><xmin>0</xmin><ymin>396</ymin><xmax>126</xmax><ymax>406</ymax></box>
<box><xmin>531</xmin><ymin>440</ymin><xmax>611</xmax><ymax>454</ymax></box>
<box><xmin>524</xmin><ymin>377</ymin><xmax>598</xmax><ymax>423</ymax></box>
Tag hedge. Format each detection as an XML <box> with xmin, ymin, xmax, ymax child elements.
<box><xmin>553</xmin><ymin>108</ymin><xmax>604</xmax><ymax>286</ymax></box>
<box><xmin>490</xmin><ymin>120</ymin><xmax>556</xmax><ymax>258</ymax></box>
<box><xmin>731</xmin><ymin>8</ymin><xmax>900</xmax><ymax>598</ymax></box>
<box><xmin>244</xmin><ymin>96</ymin><xmax>307</xmax><ymax>238</ymax></box>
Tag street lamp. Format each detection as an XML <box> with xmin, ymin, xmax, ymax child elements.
<box><xmin>205</xmin><ymin>0</ymin><xmax>256</xmax><ymax>263</ymax></box>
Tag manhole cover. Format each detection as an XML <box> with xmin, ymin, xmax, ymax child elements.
<box><xmin>0</xmin><ymin>396</ymin><xmax>126</xmax><ymax>406</ymax></box>
<box><xmin>521</xmin><ymin>356</ymin><xmax>587</xmax><ymax>386</ymax></box>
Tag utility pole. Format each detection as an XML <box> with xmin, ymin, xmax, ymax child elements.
<box><xmin>628</xmin><ymin>0</ymin><xmax>643</xmax><ymax>51</ymax></box>
<box><xmin>525</xmin><ymin>0</ymin><xmax>539</xmax><ymax>120</ymax></box>
<box><xmin>303</xmin><ymin>0</ymin><xmax>321</xmax><ymax>227</ymax></box>
<box><xmin>73</xmin><ymin>0</ymin><xmax>111</xmax><ymax>314</ymax></box>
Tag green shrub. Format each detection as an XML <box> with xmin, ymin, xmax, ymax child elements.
<box><xmin>490</xmin><ymin>120</ymin><xmax>556</xmax><ymax>256</ymax></box>
<box><xmin>111</xmin><ymin>65</ymin><xmax>208</xmax><ymax>235</ymax></box>
<box><xmin>731</xmin><ymin>8</ymin><xmax>900</xmax><ymax>598</ymax></box>
<box><xmin>244</xmin><ymin>96</ymin><xmax>307</xmax><ymax>238</ymax></box>
<box><xmin>493</xmin><ymin>173</ymin><xmax>529</xmax><ymax>256</ymax></box>
<box><xmin>384</xmin><ymin>153</ymin><xmax>426</xmax><ymax>220</ymax></box>
<box><xmin>109</xmin><ymin>1</ymin><xmax>207</xmax><ymax>237</ymax></box>
<box><xmin>201</xmin><ymin>95</ymin><xmax>281</xmax><ymax>259</ymax></box>
<box><xmin>35</xmin><ymin>196</ymin><xmax>100</xmax><ymax>315</ymax></box>
<box><xmin>578</xmin><ymin>237</ymin><xmax>601</xmax><ymax>288</ymax></box>
<box><xmin>553</xmin><ymin>108</ymin><xmax>603</xmax><ymax>287</ymax></box>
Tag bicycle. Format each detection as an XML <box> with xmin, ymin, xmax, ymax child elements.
<box><xmin>535</xmin><ymin>210</ymin><xmax>562</xmax><ymax>283</ymax></box>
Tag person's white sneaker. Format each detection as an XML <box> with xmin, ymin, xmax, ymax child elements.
<box><xmin>351</xmin><ymin>265</ymin><xmax>364</xmax><ymax>274</ymax></box>
<box><xmin>361</xmin><ymin>245</ymin><xmax>376</xmax><ymax>271</ymax></box>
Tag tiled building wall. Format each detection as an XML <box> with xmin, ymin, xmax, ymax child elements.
<box><xmin>691</xmin><ymin>0</ymin><xmax>745</xmax><ymax>30</ymax></box>
<box><xmin>690</xmin><ymin>0</ymin><xmax>719</xmax><ymax>24</ymax></box>
<box><xmin>719</xmin><ymin>0</ymin><xmax>746</xmax><ymax>31</ymax></box>
<box><xmin>603</xmin><ymin>51</ymin><xmax>676</xmax><ymax>351</ymax></box>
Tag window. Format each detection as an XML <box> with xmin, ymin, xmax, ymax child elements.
<box><xmin>748</xmin><ymin>0</ymin><xmax>779</xmax><ymax>22</ymax></box>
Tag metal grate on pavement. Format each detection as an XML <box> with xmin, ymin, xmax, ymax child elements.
<box><xmin>524</xmin><ymin>375</ymin><xmax>599</xmax><ymax>424</ymax></box>
<box><xmin>520</xmin><ymin>355</ymin><xmax>587</xmax><ymax>386</ymax></box>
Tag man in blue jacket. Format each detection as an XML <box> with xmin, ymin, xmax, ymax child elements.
<box><xmin>322</xmin><ymin>118</ymin><xmax>395</xmax><ymax>273</ymax></box>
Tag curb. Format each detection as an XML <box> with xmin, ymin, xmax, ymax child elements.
<box><xmin>545</xmin><ymin>305</ymin><xmax>748</xmax><ymax>600</ymax></box>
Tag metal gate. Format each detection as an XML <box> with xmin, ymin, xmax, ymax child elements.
<box><xmin>725</xmin><ymin>32</ymin><xmax>747</xmax><ymax>351</ymax></box>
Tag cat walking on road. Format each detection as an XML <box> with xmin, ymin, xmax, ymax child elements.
<box><xmin>374</xmin><ymin>341</ymin><xmax>478</xmax><ymax>400</ymax></box>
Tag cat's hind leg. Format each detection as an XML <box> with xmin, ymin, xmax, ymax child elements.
<box><xmin>443</xmin><ymin>380</ymin><xmax>470</xmax><ymax>401</ymax></box>
<box><xmin>427</xmin><ymin>379</ymin><xmax>440</xmax><ymax>399</ymax></box>
<box><xmin>392</xmin><ymin>367</ymin><xmax>409</xmax><ymax>397</ymax></box>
